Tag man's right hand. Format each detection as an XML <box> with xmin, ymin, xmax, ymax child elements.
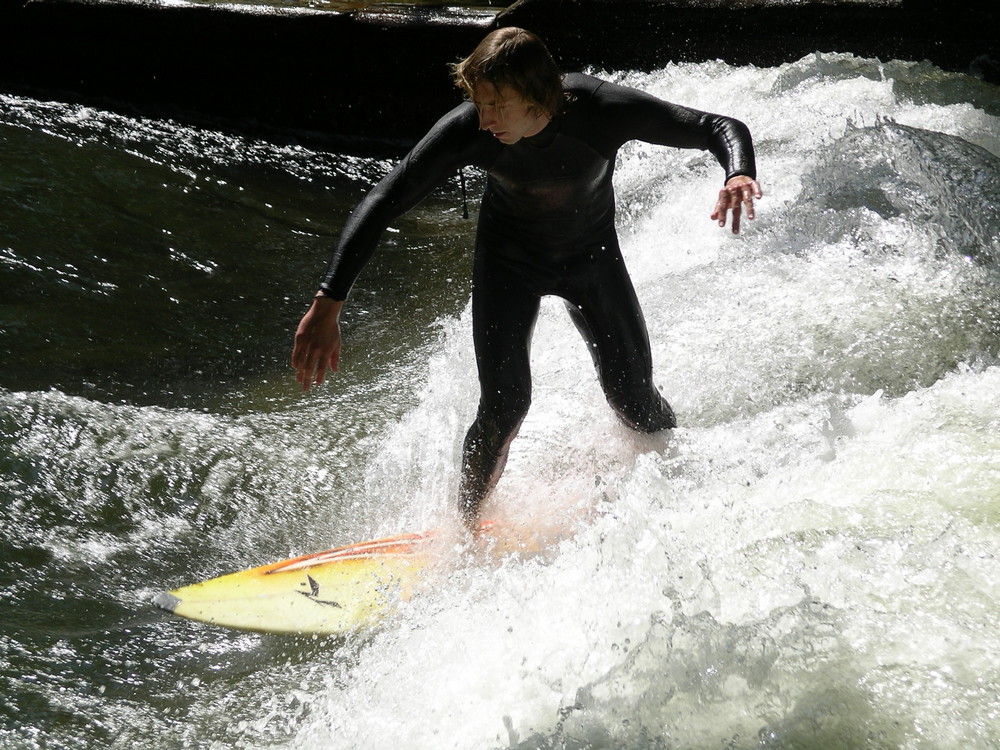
<box><xmin>292</xmin><ymin>295</ymin><xmax>344</xmax><ymax>390</ymax></box>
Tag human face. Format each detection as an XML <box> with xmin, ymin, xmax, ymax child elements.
<box><xmin>472</xmin><ymin>81</ymin><xmax>549</xmax><ymax>145</ymax></box>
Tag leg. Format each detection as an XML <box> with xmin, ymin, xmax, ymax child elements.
<box><xmin>562</xmin><ymin>246</ymin><xmax>676</xmax><ymax>432</ymax></box>
<box><xmin>459</xmin><ymin>251</ymin><xmax>540</xmax><ymax>527</ymax></box>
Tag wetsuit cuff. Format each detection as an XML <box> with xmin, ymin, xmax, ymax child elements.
<box><xmin>725</xmin><ymin>170</ymin><xmax>757</xmax><ymax>184</ymax></box>
<box><xmin>314</xmin><ymin>287</ymin><xmax>343</xmax><ymax>301</ymax></box>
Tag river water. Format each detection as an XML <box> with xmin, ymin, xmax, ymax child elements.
<box><xmin>2</xmin><ymin>51</ymin><xmax>999</xmax><ymax>749</ymax></box>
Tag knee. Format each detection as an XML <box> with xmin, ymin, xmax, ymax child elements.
<box><xmin>475</xmin><ymin>385</ymin><xmax>531</xmax><ymax>443</ymax></box>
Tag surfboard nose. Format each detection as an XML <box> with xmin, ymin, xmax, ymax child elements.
<box><xmin>152</xmin><ymin>591</ymin><xmax>181</xmax><ymax>614</ymax></box>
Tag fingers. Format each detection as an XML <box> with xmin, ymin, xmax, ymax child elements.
<box><xmin>712</xmin><ymin>190</ymin><xmax>727</xmax><ymax>225</ymax></box>
<box><xmin>290</xmin><ymin>340</ymin><xmax>311</xmax><ymax>389</ymax></box>
<box><xmin>296</xmin><ymin>354</ymin><xmax>335</xmax><ymax>391</ymax></box>
<box><xmin>711</xmin><ymin>179</ymin><xmax>763</xmax><ymax>234</ymax></box>
<box><xmin>712</xmin><ymin>186</ymin><xmax>738</xmax><ymax>231</ymax></box>
<box><xmin>741</xmin><ymin>179</ymin><xmax>763</xmax><ymax>221</ymax></box>
<box><xmin>313</xmin><ymin>350</ymin><xmax>338</xmax><ymax>387</ymax></box>
<box><xmin>741</xmin><ymin>187</ymin><xmax>755</xmax><ymax>222</ymax></box>
<box><xmin>310</xmin><ymin>359</ymin><xmax>327</xmax><ymax>390</ymax></box>
<box><xmin>740</xmin><ymin>179</ymin><xmax>763</xmax><ymax>221</ymax></box>
<box><xmin>291</xmin><ymin>342</ymin><xmax>335</xmax><ymax>391</ymax></box>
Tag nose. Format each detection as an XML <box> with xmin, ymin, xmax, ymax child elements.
<box><xmin>478</xmin><ymin>105</ymin><xmax>497</xmax><ymax>131</ymax></box>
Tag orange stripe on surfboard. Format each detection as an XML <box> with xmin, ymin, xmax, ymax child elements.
<box><xmin>263</xmin><ymin>531</ymin><xmax>437</xmax><ymax>575</ymax></box>
<box><xmin>261</xmin><ymin>521</ymin><xmax>498</xmax><ymax>575</ymax></box>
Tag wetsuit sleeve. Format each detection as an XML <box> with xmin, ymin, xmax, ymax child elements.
<box><xmin>588</xmin><ymin>78</ymin><xmax>756</xmax><ymax>183</ymax></box>
<box><xmin>318</xmin><ymin>103</ymin><xmax>483</xmax><ymax>300</ymax></box>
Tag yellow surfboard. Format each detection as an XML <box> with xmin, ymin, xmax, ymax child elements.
<box><xmin>153</xmin><ymin>521</ymin><xmax>529</xmax><ymax>636</ymax></box>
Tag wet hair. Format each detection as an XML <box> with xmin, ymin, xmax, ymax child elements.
<box><xmin>451</xmin><ymin>27</ymin><xmax>564</xmax><ymax>116</ymax></box>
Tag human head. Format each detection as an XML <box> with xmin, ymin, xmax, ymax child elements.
<box><xmin>451</xmin><ymin>27</ymin><xmax>564</xmax><ymax>117</ymax></box>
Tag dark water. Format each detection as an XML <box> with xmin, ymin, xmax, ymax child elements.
<box><xmin>0</xmin><ymin>100</ymin><xmax>476</xmax><ymax>410</ymax></box>
<box><xmin>0</xmin><ymin>93</ymin><xmax>479</xmax><ymax>748</ymax></box>
<box><xmin>2</xmin><ymin>52</ymin><xmax>1000</xmax><ymax>749</ymax></box>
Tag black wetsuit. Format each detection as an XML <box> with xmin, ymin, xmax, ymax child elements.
<box><xmin>318</xmin><ymin>72</ymin><xmax>756</xmax><ymax>513</ymax></box>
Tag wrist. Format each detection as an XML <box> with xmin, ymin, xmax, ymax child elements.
<box><xmin>311</xmin><ymin>293</ymin><xmax>344</xmax><ymax>317</ymax></box>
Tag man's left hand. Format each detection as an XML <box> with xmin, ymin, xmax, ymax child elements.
<box><xmin>711</xmin><ymin>175</ymin><xmax>763</xmax><ymax>235</ymax></box>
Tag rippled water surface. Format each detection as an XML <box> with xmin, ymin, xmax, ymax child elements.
<box><xmin>2</xmin><ymin>52</ymin><xmax>999</xmax><ymax>749</ymax></box>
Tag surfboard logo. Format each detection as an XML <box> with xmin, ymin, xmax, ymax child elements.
<box><xmin>298</xmin><ymin>574</ymin><xmax>343</xmax><ymax>609</ymax></box>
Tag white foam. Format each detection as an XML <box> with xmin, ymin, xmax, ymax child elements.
<box><xmin>287</xmin><ymin>53</ymin><xmax>1000</xmax><ymax>749</ymax></box>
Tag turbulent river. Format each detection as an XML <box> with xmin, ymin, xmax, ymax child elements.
<box><xmin>2</xmin><ymin>51</ymin><xmax>999</xmax><ymax>749</ymax></box>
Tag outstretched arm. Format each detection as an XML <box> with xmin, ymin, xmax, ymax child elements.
<box><xmin>291</xmin><ymin>103</ymin><xmax>484</xmax><ymax>389</ymax></box>
<box><xmin>581</xmin><ymin>76</ymin><xmax>762</xmax><ymax>234</ymax></box>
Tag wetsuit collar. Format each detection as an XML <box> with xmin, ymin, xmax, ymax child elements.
<box><xmin>521</xmin><ymin>116</ymin><xmax>558</xmax><ymax>148</ymax></box>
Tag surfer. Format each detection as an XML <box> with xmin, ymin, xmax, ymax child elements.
<box><xmin>292</xmin><ymin>27</ymin><xmax>762</xmax><ymax>529</ymax></box>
